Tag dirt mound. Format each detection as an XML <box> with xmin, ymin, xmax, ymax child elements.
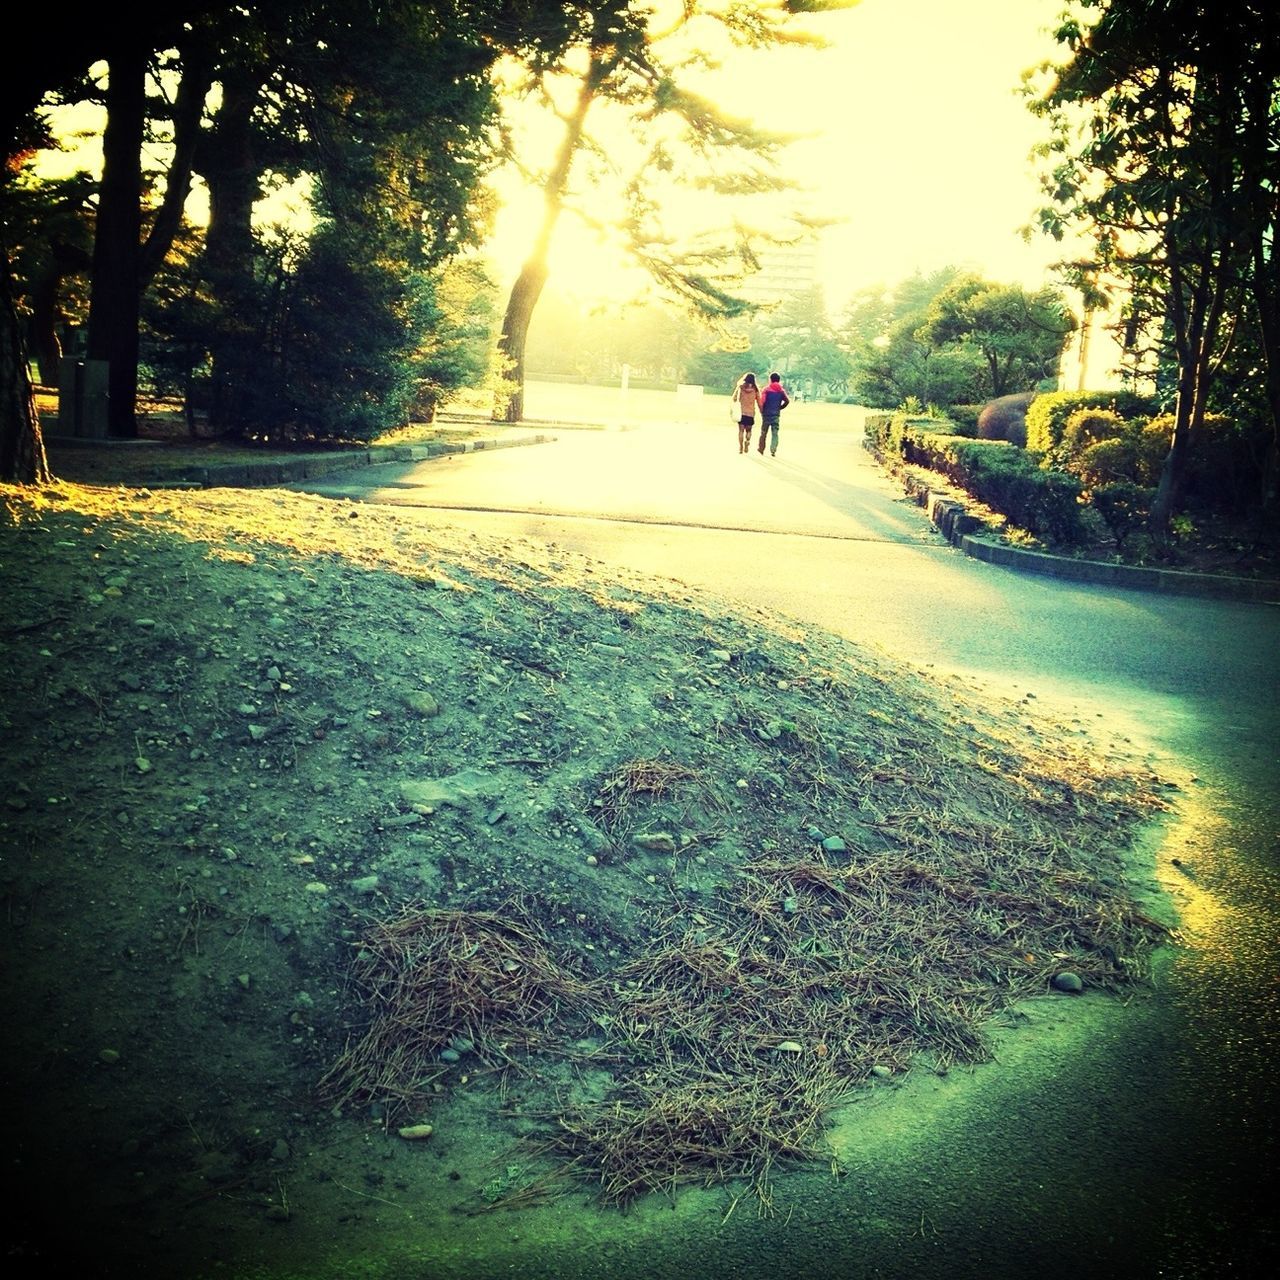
<box><xmin>0</xmin><ymin>482</ymin><xmax>1170</xmax><ymax>1276</ymax></box>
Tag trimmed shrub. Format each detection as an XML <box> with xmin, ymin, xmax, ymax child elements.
<box><xmin>976</xmin><ymin>391</ymin><xmax>1036</xmax><ymax>446</ymax></box>
<box><xmin>947</xmin><ymin>404</ymin><xmax>983</xmax><ymax>435</ymax></box>
<box><xmin>1025</xmin><ymin>390</ymin><xmax>1158</xmax><ymax>457</ymax></box>
<box><xmin>1061</xmin><ymin>407</ymin><xmax>1126</xmax><ymax>457</ymax></box>
<box><xmin>899</xmin><ymin>429</ymin><xmax>1086</xmax><ymax>544</ymax></box>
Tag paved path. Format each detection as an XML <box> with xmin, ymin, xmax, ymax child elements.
<box><xmin>290</xmin><ymin>419</ymin><xmax>1280</xmax><ymax>1278</ymax></box>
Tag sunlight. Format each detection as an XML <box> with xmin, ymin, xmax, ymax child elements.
<box><xmin>485</xmin><ymin>0</ymin><xmax>1068</xmax><ymax>312</ymax></box>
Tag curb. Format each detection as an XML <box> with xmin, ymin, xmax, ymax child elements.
<box><xmin>891</xmin><ymin>460</ymin><xmax>1280</xmax><ymax>605</ymax></box>
<box><xmin>63</xmin><ymin>431</ymin><xmax>556</xmax><ymax>491</ymax></box>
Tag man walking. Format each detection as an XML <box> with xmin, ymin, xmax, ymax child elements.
<box><xmin>757</xmin><ymin>372</ymin><xmax>790</xmax><ymax>456</ymax></box>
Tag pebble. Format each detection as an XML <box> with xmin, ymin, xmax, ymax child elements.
<box><xmin>439</xmin><ymin>1048</ymin><xmax>461</xmax><ymax>1063</ymax></box>
<box><xmin>871</xmin><ymin>1064</ymin><xmax>893</xmax><ymax>1079</ymax></box>
<box><xmin>633</xmin><ymin>832</ymin><xmax>676</xmax><ymax>853</ymax></box>
<box><xmin>270</xmin><ymin>1138</ymin><xmax>290</xmax><ymax>1161</ymax></box>
<box><xmin>1051</xmin><ymin>971</ymin><xmax>1084</xmax><ymax>994</ymax></box>
<box><xmin>398</xmin><ymin>1124</ymin><xmax>434</xmax><ymax>1141</ymax></box>
<box><xmin>98</xmin><ymin>1048</ymin><xmax>121</xmax><ymax>1064</ymax></box>
<box><xmin>821</xmin><ymin>836</ymin><xmax>847</xmax><ymax>854</ymax></box>
<box><xmin>350</xmin><ymin>875</ymin><xmax>380</xmax><ymax>894</ymax></box>
<box><xmin>775</xmin><ymin>1041</ymin><xmax>804</xmax><ymax>1054</ymax></box>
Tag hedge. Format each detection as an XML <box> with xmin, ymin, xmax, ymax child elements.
<box><xmin>1024</xmin><ymin>390</ymin><xmax>1158</xmax><ymax>458</ymax></box>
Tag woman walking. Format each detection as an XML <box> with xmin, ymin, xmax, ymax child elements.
<box><xmin>732</xmin><ymin>373</ymin><xmax>762</xmax><ymax>454</ymax></box>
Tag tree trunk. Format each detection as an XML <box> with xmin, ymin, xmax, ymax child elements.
<box><xmin>28</xmin><ymin>268</ymin><xmax>63</xmax><ymax>385</ymax></box>
<box><xmin>199</xmin><ymin>68</ymin><xmax>262</xmax><ymax>435</ymax></box>
<box><xmin>0</xmin><ymin>260</ymin><xmax>51</xmax><ymax>484</ymax></box>
<box><xmin>140</xmin><ymin>30</ymin><xmax>215</xmax><ymax>289</ymax></box>
<box><xmin>496</xmin><ymin>45</ymin><xmax>611</xmax><ymax>423</ymax></box>
<box><xmin>86</xmin><ymin>44</ymin><xmax>147</xmax><ymax>439</ymax></box>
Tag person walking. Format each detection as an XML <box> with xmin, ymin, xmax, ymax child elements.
<box><xmin>757</xmin><ymin>372</ymin><xmax>790</xmax><ymax>456</ymax></box>
<box><xmin>732</xmin><ymin>373</ymin><xmax>762</xmax><ymax>453</ymax></box>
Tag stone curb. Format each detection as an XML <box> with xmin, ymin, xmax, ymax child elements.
<box><xmin>890</xmin><ymin>457</ymin><xmax>1280</xmax><ymax>605</ymax></box>
<box><xmin>109</xmin><ymin>432</ymin><xmax>556</xmax><ymax>491</ymax></box>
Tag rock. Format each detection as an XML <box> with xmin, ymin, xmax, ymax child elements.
<box><xmin>266</xmin><ymin>666</ymin><xmax>282</xmax><ymax>682</ymax></box>
<box><xmin>821</xmin><ymin>836</ymin><xmax>847</xmax><ymax>854</ymax></box>
<box><xmin>592</xmin><ymin>642</ymin><xmax>626</xmax><ymax>656</ymax></box>
<box><xmin>805</xmin><ymin>825</ymin><xmax>825</xmax><ymax>842</ymax></box>
<box><xmin>350</xmin><ymin>875</ymin><xmax>380</xmax><ymax>894</ymax></box>
<box><xmin>1052</xmin><ymin>971</ymin><xmax>1084</xmax><ymax>994</ymax></box>
<box><xmin>775</xmin><ymin>1041</ymin><xmax>804</xmax><ymax>1054</ymax></box>
<box><xmin>98</xmin><ymin>1048</ymin><xmax>121</xmax><ymax>1065</ymax></box>
<box><xmin>379</xmin><ymin>812</ymin><xmax>423</xmax><ymax>829</ymax></box>
<box><xmin>404</xmin><ymin>691</ymin><xmax>441</xmax><ymax>717</ymax></box>
<box><xmin>440</xmin><ymin>1048</ymin><xmax>461</xmax><ymax>1063</ymax></box>
<box><xmin>236</xmin><ymin>973</ymin><xmax>251</xmax><ymax>990</ymax></box>
<box><xmin>248</xmin><ymin>724</ymin><xmax>269</xmax><ymax>742</ymax></box>
<box><xmin>871</xmin><ymin>1064</ymin><xmax>893</xmax><ymax>1079</ymax></box>
<box><xmin>134</xmin><ymin>757</ymin><xmax>153</xmax><ymax>774</ymax></box>
<box><xmin>398</xmin><ymin>1124</ymin><xmax>433</xmax><ymax>1141</ymax></box>
<box><xmin>270</xmin><ymin>1139</ymin><xmax>290</xmax><ymax>1161</ymax></box>
<box><xmin>401</xmin><ymin>770</ymin><xmax>503</xmax><ymax>810</ymax></box>
<box><xmin>303</xmin><ymin>882</ymin><xmax>329</xmax><ymax>894</ymax></box>
<box><xmin>633</xmin><ymin>832</ymin><xmax>676</xmax><ymax>853</ymax></box>
<box><xmin>709</xmin><ymin>649</ymin><xmax>732</xmax><ymax>662</ymax></box>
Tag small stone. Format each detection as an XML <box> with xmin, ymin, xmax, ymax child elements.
<box><xmin>303</xmin><ymin>882</ymin><xmax>329</xmax><ymax>894</ymax></box>
<box><xmin>350</xmin><ymin>875</ymin><xmax>380</xmax><ymax>895</ymax></box>
<box><xmin>238</xmin><ymin>703</ymin><xmax>258</xmax><ymax>716</ymax></box>
<box><xmin>709</xmin><ymin>649</ymin><xmax>732</xmax><ymax>662</ymax></box>
<box><xmin>439</xmin><ymin>1048</ymin><xmax>461</xmax><ymax>1064</ymax></box>
<box><xmin>805</xmin><ymin>825</ymin><xmax>825</xmax><ymax>841</ymax></box>
<box><xmin>98</xmin><ymin>1048</ymin><xmax>121</xmax><ymax>1065</ymax></box>
<box><xmin>398</xmin><ymin>1124</ymin><xmax>434</xmax><ymax>1141</ymax></box>
<box><xmin>775</xmin><ymin>1041</ymin><xmax>804</xmax><ymax>1054</ymax></box>
<box><xmin>266</xmin><ymin>666</ymin><xmax>283</xmax><ymax>682</ymax></box>
<box><xmin>1051</xmin><ymin>971</ymin><xmax>1084</xmax><ymax>994</ymax></box>
<box><xmin>585</xmin><ymin>855</ymin><xmax>598</xmax><ymax>867</ymax></box>
<box><xmin>134</xmin><ymin>618</ymin><xmax>157</xmax><ymax>629</ymax></box>
<box><xmin>782</xmin><ymin>896</ymin><xmax>798</xmax><ymax>915</ymax></box>
<box><xmin>821</xmin><ymin>836</ymin><xmax>847</xmax><ymax>854</ymax></box>
<box><xmin>134</xmin><ymin>757</ymin><xmax>152</xmax><ymax>774</ymax></box>
<box><xmin>270</xmin><ymin>1139</ymin><xmax>290</xmax><ymax>1161</ymax></box>
<box><xmin>236</xmin><ymin>973</ymin><xmax>251</xmax><ymax>990</ymax></box>
<box><xmin>404</xmin><ymin>691</ymin><xmax>441</xmax><ymax>717</ymax></box>
<box><xmin>871</xmin><ymin>1064</ymin><xmax>893</xmax><ymax>1079</ymax></box>
<box><xmin>248</xmin><ymin>724</ymin><xmax>269</xmax><ymax>742</ymax></box>
<box><xmin>633</xmin><ymin>832</ymin><xmax>676</xmax><ymax>853</ymax></box>
<box><xmin>592</xmin><ymin>642</ymin><xmax>626</xmax><ymax>656</ymax></box>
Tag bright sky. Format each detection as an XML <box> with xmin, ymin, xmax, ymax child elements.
<box><xmin>489</xmin><ymin>0</ymin><xmax>1070</xmax><ymax>314</ymax></box>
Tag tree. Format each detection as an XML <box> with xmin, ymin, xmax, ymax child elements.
<box><xmin>1029</xmin><ymin>0</ymin><xmax>1280</xmax><ymax>537</ymax></box>
<box><xmin>916</xmin><ymin>274</ymin><xmax>1073</xmax><ymax>399</ymax></box>
<box><xmin>494</xmin><ymin>1</ymin><xmax>858</xmax><ymax>421</ymax></box>
<box><xmin>1</xmin><ymin>0</ymin><xmax>217</xmax><ymax>480</ymax></box>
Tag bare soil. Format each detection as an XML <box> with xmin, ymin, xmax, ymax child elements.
<box><xmin>1</xmin><ymin>479</ymin><xmax>1180</xmax><ymax>1278</ymax></box>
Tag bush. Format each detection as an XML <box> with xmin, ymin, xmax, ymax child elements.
<box><xmin>947</xmin><ymin>404</ymin><xmax>983</xmax><ymax>435</ymax></box>
<box><xmin>1141</xmin><ymin>411</ymin><xmax>1268</xmax><ymax>513</ymax></box>
<box><xmin>1061</xmin><ymin>407</ymin><xmax>1126</xmax><ymax>457</ymax></box>
<box><xmin>1024</xmin><ymin>390</ymin><xmax>1158</xmax><ymax>457</ymax></box>
<box><xmin>976</xmin><ymin>391</ymin><xmax>1036</xmax><ymax>446</ymax></box>
<box><xmin>1091</xmin><ymin>483</ymin><xmax>1155</xmax><ymax>548</ymax></box>
<box><xmin>897</xmin><ymin>428</ymin><xmax>1086</xmax><ymax>544</ymax></box>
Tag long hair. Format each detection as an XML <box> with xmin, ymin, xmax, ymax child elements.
<box><xmin>738</xmin><ymin>372</ymin><xmax>758</xmax><ymax>390</ymax></box>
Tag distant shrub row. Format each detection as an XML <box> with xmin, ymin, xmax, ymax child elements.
<box><xmin>865</xmin><ymin>414</ymin><xmax>1086</xmax><ymax>543</ymax></box>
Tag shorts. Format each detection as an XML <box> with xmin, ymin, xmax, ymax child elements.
<box><xmin>738</xmin><ymin>415</ymin><xmax>755</xmax><ymax>427</ymax></box>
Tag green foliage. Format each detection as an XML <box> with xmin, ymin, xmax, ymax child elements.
<box><xmin>1091</xmin><ymin>482</ymin><xmax>1156</xmax><ymax>547</ymax></box>
<box><xmin>1061</xmin><ymin>407</ymin><xmax>1126</xmax><ymax>457</ymax></box>
<box><xmin>916</xmin><ymin>274</ymin><xmax>1075</xmax><ymax>399</ymax></box>
<box><xmin>1024</xmin><ymin>390</ymin><xmax>1158</xmax><ymax>457</ymax></box>
<box><xmin>947</xmin><ymin>404</ymin><xmax>983</xmax><ymax>435</ymax></box>
<box><xmin>866</xmin><ymin>412</ymin><xmax>1087</xmax><ymax>543</ymax></box>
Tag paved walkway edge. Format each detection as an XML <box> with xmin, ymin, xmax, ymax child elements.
<box><xmin>88</xmin><ymin>432</ymin><xmax>557</xmax><ymax>492</ymax></box>
<box><xmin>888</xmin><ymin>459</ymin><xmax>1280</xmax><ymax>605</ymax></box>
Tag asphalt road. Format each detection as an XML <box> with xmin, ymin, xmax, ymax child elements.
<box><xmin>290</xmin><ymin>418</ymin><xmax>1279</xmax><ymax>1279</ymax></box>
